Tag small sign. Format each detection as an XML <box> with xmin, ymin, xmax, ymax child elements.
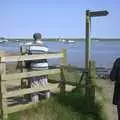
<box><xmin>90</xmin><ymin>11</ymin><xmax>109</xmax><ymax>17</ymax></box>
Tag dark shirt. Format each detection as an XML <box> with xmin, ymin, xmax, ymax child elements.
<box><xmin>110</xmin><ymin>58</ymin><xmax>120</xmax><ymax>105</ymax></box>
<box><xmin>110</xmin><ymin>58</ymin><xmax>120</xmax><ymax>82</ymax></box>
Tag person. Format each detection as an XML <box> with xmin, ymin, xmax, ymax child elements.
<box><xmin>110</xmin><ymin>58</ymin><xmax>120</xmax><ymax>120</ymax></box>
<box><xmin>22</xmin><ymin>33</ymin><xmax>50</xmax><ymax>103</ymax></box>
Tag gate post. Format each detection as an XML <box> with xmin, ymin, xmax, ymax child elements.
<box><xmin>0</xmin><ymin>52</ymin><xmax>8</xmax><ymax>120</ymax></box>
<box><xmin>60</xmin><ymin>49</ymin><xmax>67</xmax><ymax>94</ymax></box>
<box><xmin>89</xmin><ymin>60</ymin><xmax>96</xmax><ymax>105</ymax></box>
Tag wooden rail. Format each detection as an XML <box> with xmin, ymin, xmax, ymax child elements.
<box><xmin>1</xmin><ymin>52</ymin><xmax>64</xmax><ymax>62</ymax></box>
<box><xmin>4</xmin><ymin>84</ymin><xmax>57</xmax><ymax>98</ymax></box>
<box><xmin>2</xmin><ymin>69</ymin><xmax>60</xmax><ymax>81</ymax></box>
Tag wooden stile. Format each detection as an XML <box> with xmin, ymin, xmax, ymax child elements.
<box><xmin>0</xmin><ymin>50</ymin><xmax>66</xmax><ymax>119</ymax></box>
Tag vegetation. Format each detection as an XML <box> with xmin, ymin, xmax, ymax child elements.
<box><xmin>7</xmin><ymin>66</ymin><xmax>107</xmax><ymax>120</ymax></box>
<box><xmin>9</xmin><ymin>88</ymin><xmax>107</xmax><ymax>120</ymax></box>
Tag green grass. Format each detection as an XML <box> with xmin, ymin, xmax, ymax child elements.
<box><xmin>8</xmin><ymin>66</ymin><xmax>107</xmax><ymax>120</ymax></box>
<box><xmin>8</xmin><ymin>88</ymin><xmax>107</xmax><ymax>120</ymax></box>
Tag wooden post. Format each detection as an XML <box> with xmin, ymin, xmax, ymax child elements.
<box><xmin>60</xmin><ymin>49</ymin><xmax>67</xmax><ymax>93</ymax></box>
<box><xmin>88</xmin><ymin>60</ymin><xmax>96</xmax><ymax>105</ymax></box>
<box><xmin>85</xmin><ymin>10</ymin><xmax>91</xmax><ymax>98</ymax></box>
<box><xmin>60</xmin><ymin>66</ymin><xmax>66</xmax><ymax>94</ymax></box>
<box><xmin>20</xmin><ymin>46</ymin><xmax>28</xmax><ymax>89</ymax></box>
<box><xmin>60</xmin><ymin>48</ymin><xmax>67</xmax><ymax>66</ymax></box>
<box><xmin>0</xmin><ymin>52</ymin><xmax>8</xmax><ymax>120</ymax></box>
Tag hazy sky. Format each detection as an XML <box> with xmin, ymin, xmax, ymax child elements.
<box><xmin>0</xmin><ymin>0</ymin><xmax>120</xmax><ymax>38</ymax></box>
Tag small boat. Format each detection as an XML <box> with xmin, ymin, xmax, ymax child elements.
<box><xmin>59</xmin><ymin>39</ymin><xmax>66</xmax><ymax>42</ymax></box>
<box><xmin>0</xmin><ymin>39</ymin><xmax>8</xmax><ymax>43</ymax></box>
<box><xmin>16</xmin><ymin>40</ymin><xmax>20</xmax><ymax>42</ymax></box>
<box><xmin>95</xmin><ymin>40</ymin><xmax>99</xmax><ymax>42</ymax></box>
<box><xmin>67</xmin><ymin>40</ymin><xmax>75</xmax><ymax>43</ymax></box>
<box><xmin>24</xmin><ymin>42</ymin><xmax>32</xmax><ymax>45</ymax></box>
<box><xmin>61</xmin><ymin>39</ymin><xmax>66</xmax><ymax>42</ymax></box>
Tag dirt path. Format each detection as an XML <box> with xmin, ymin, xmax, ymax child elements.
<box><xmin>96</xmin><ymin>79</ymin><xmax>117</xmax><ymax>120</ymax></box>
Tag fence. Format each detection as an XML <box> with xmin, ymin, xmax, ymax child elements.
<box><xmin>0</xmin><ymin>49</ymin><xmax>67</xmax><ymax>120</ymax></box>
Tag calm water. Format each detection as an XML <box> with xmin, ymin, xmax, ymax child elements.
<box><xmin>0</xmin><ymin>40</ymin><xmax>120</xmax><ymax>68</ymax></box>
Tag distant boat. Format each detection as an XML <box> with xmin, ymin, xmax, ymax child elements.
<box><xmin>62</xmin><ymin>39</ymin><xmax>66</xmax><ymax>42</ymax></box>
<box><xmin>16</xmin><ymin>40</ymin><xmax>20</xmax><ymax>42</ymax></box>
<box><xmin>24</xmin><ymin>42</ymin><xmax>32</xmax><ymax>45</ymax></box>
<box><xmin>95</xmin><ymin>40</ymin><xmax>99</xmax><ymax>42</ymax></box>
<box><xmin>0</xmin><ymin>39</ymin><xmax>8</xmax><ymax>43</ymax></box>
<box><xmin>59</xmin><ymin>39</ymin><xmax>66</xmax><ymax>42</ymax></box>
<box><xmin>67</xmin><ymin>40</ymin><xmax>75</xmax><ymax>43</ymax></box>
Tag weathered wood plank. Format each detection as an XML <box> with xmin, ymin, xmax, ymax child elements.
<box><xmin>7</xmin><ymin>102</ymin><xmax>34</xmax><ymax>114</ymax></box>
<box><xmin>1</xmin><ymin>53</ymin><xmax>64</xmax><ymax>62</ymax></box>
<box><xmin>60</xmin><ymin>66</ymin><xmax>66</xmax><ymax>94</ymax></box>
<box><xmin>60</xmin><ymin>49</ymin><xmax>67</xmax><ymax>66</ymax></box>
<box><xmin>0</xmin><ymin>52</ymin><xmax>8</xmax><ymax>120</ymax></box>
<box><xmin>2</xmin><ymin>69</ymin><xmax>60</xmax><ymax>81</ymax></box>
<box><xmin>4</xmin><ymin>83</ymin><xmax>57</xmax><ymax>98</ymax></box>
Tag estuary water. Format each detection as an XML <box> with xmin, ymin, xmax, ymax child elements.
<box><xmin>0</xmin><ymin>40</ymin><xmax>120</xmax><ymax>68</ymax></box>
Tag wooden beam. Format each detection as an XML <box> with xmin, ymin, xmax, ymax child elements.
<box><xmin>60</xmin><ymin>49</ymin><xmax>67</xmax><ymax>66</ymax></box>
<box><xmin>2</xmin><ymin>69</ymin><xmax>60</xmax><ymax>81</ymax></box>
<box><xmin>7</xmin><ymin>102</ymin><xmax>34</xmax><ymax>114</ymax></box>
<box><xmin>4</xmin><ymin>83</ymin><xmax>57</xmax><ymax>98</ymax></box>
<box><xmin>1</xmin><ymin>52</ymin><xmax>64</xmax><ymax>62</ymax></box>
<box><xmin>0</xmin><ymin>52</ymin><xmax>8</xmax><ymax>120</ymax></box>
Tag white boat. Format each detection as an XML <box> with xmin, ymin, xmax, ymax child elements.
<box><xmin>59</xmin><ymin>39</ymin><xmax>66</xmax><ymax>42</ymax></box>
<box><xmin>24</xmin><ymin>42</ymin><xmax>32</xmax><ymax>45</ymax></box>
<box><xmin>62</xmin><ymin>39</ymin><xmax>66</xmax><ymax>42</ymax></box>
<box><xmin>95</xmin><ymin>40</ymin><xmax>99</xmax><ymax>42</ymax></box>
<box><xmin>0</xmin><ymin>39</ymin><xmax>8</xmax><ymax>43</ymax></box>
<box><xmin>67</xmin><ymin>40</ymin><xmax>75</xmax><ymax>43</ymax></box>
<box><xmin>16</xmin><ymin>40</ymin><xmax>20</xmax><ymax>42</ymax></box>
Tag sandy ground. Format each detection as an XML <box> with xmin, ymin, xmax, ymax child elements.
<box><xmin>96</xmin><ymin>79</ymin><xmax>118</xmax><ymax>120</ymax></box>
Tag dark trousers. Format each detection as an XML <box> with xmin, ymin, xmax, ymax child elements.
<box><xmin>117</xmin><ymin>105</ymin><xmax>120</xmax><ymax>120</ymax></box>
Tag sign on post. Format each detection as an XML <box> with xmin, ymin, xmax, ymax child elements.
<box><xmin>90</xmin><ymin>10</ymin><xmax>109</xmax><ymax>17</ymax></box>
<box><xmin>85</xmin><ymin>10</ymin><xmax>109</xmax><ymax>101</ymax></box>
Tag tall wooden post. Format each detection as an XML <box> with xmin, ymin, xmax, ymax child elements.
<box><xmin>60</xmin><ymin>48</ymin><xmax>67</xmax><ymax>66</ymax></box>
<box><xmin>85</xmin><ymin>10</ymin><xmax>91</xmax><ymax>97</ymax></box>
<box><xmin>0</xmin><ymin>52</ymin><xmax>8</xmax><ymax>120</ymax></box>
<box><xmin>84</xmin><ymin>9</ymin><xmax>109</xmax><ymax>105</ymax></box>
<box><xmin>20</xmin><ymin>46</ymin><xmax>28</xmax><ymax>89</ymax></box>
<box><xmin>60</xmin><ymin>49</ymin><xmax>67</xmax><ymax>94</ymax></box>
<box><xmin>89</xmin><ymin>60</ymin><xmax>96</xmax><ymax>104</ymax></box>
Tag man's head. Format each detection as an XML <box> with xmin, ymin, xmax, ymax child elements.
<box><xmin>33</xmin><ymin>33</ymin><xmax>42</xmax><ymax>41</ymax></box>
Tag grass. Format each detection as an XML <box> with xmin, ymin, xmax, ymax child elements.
<box><xmin>7</xmin><ymin>65</ymin><xmax>107</xmax><ymax>120</ymax></box>
<box><xmin>8</xmin><ymin>87</ymin><xmax>107</xmax><ymax>120</ymax></box>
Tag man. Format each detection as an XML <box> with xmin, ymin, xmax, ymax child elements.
<box><xmin>23</xmin><ymin>33</ymin><xmax>50</xmax><ymax>103</ymax></box>
<box><xmin>110</xmin><ymin>58</ymin><xmax>120</xmax><ymax>120</ymax></box>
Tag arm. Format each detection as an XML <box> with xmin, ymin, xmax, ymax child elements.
<box><xmin>110</xmin><ymin>58</ymin><xmax>119</xmax><ymax>81</ymax></box>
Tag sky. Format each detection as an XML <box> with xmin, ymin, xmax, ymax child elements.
<box><xmin>0</xmin><ymin>0</ymin><xmax>120</xmax><ymax>38</ymax></box>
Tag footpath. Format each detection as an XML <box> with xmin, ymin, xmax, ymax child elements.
<box><xmin>96</xmin><ymin>79</ymin><xmax>117</xmax><ymax>120</ymax></box>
